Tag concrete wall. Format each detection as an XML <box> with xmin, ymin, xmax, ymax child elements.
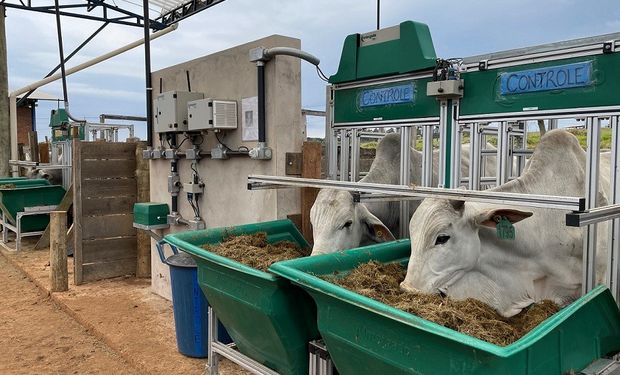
<box><xmin>150</xmin><ymin>35</ymin><xmax>302</xmax><ymax>300</ymax></box>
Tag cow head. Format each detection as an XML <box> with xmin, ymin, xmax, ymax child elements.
<box><xmin>400</xmin><ymin>198</ymin><xmax>532</xmax><ymax>316</ymax></box>
<box><xmin>310</xmin><ymin>189</ymin><xmax>395</xmax><ymax>256</ymax></box>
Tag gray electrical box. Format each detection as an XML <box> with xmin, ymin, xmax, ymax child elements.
<box><xmin>154</xmin><ymin>91</ymin><xmax>204</xmax><ymax>133</ymax></box>
<box><xmin>187</xmin><ymin>98</ymin><xmax>238</xmax><ymax>131</ymax></box>
<box><xmin>426</xmin><ymin>80</ymin><xmax>464</xmax><ymax>99</ymax></box>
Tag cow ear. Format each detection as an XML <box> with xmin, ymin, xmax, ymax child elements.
<box><xmin>475</xmin><ymin>208</ymin><xmax>533</xmax><ymax>228</ymax></box>
<box><xmin>359</xmin><ymin>205</ymin><xmax>396</xmax><ymax>243</ymax></box>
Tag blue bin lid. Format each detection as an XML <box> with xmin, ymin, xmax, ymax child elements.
<box><xmin>165</xmin><ymin>252</ymin><xmax>197</xmax><ymax>268</ymax></box>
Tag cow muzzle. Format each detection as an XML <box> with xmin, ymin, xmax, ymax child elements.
<box><xmin>399</xmin><ymin>281</ymin><xmax>422</xmax><ymax>294</ymax></box>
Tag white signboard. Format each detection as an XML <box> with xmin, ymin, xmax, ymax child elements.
<box><xmin>242</xmin><ymin>96</ymin><xmax>259</xmax><ymax>141</ymax></box>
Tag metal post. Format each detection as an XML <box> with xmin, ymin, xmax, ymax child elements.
<box><xmin>142</xmin><ymin>0</ymin><xmax>154</xmax><ymax>146</ymax></box>
<box><xmin>207</xmin><ymin>307</ymin><xmax>219</xmax><ymax>375</ymax></box>
<box><xmin>549</xmin><ymin>118</ymin><xmax>559</xmax><ymax>130</ymax></box>
<box><xmin>399</xmin><ymin>126</ymin><xmax>412</xmax><ymax>238</ymax></box>
<box><xmin>583</xmin><ymin>116</ymin><xmax>600</xmax><ymax>294</ymax></box>
<box><xmin>326</xmin><ymin>87</ymin><xmax>338</xmax><ymax>180</ymax></box>
<box><xmin>608</xmin><ymin>115</ymin><xmax>620</xmax><ymax>303</ymax></box>
<box><xmin>497</xmin><ymin>121</ymin><xmax>510</xmax><ymax>185</ymax></box>
<box><xmin>0</xmin><ymin>5</ymin><xmax>9</xmax><ymax>177</ymax></box>
<box><xmin>421</xmin><ymin>125</ymin><xmax>433</xmax><ymax>187</ymax></box>
<box><xmin>449</xmin><ymin>101</ymin><xmax>461</xmax><ymax>188</ymax></box>
<box><xmin>469</xmin><ymin>123</ymin><xmax>481</xmax><ymax>190</ymax></box>
<box><xmin>349</xmin><ymin>129</ymin><xmax>359</xmax><ymax>182</ymax></box>
<box><xmin>339</xmin><ymin>130</ymin><xmax>350</xmax><ymax>182</ymax></box>
<box><xmin>438</xmin><ymin>100</ymin><xmax>448</xmax><ymax>188</ymax></box>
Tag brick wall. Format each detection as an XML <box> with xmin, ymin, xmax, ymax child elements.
<box><xmin>17</xmin><ymin>105</ymin><xmax>33</xmax><ymax>145</ymax></box>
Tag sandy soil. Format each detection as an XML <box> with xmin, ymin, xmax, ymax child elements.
<box><xmin>0</xmin><ymin>241</ymin><xmax>249</xmax><ymax>375</ymax></box>
<box><xmin>0</xmin><ymin>254</ymin><xmax>138</xmax><ymax>374</ymax></box>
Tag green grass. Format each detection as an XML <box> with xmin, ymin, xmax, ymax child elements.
<box><xmin>369</xmin><ymin>128</ymin><xmax>612</xmax><ymax>151</ymax></box>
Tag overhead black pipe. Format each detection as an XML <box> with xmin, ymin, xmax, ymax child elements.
<box><xmin>143</xmin><ymin>0</ymin><xmax>153</xmax><ymax>147</ymax></box>
<box><xmin>54</xmin><ymin>0</ymin><xmax>68</xmax><ymax>105</ymax></box>
<box><xmin>257</xmin><ymin>62</ymin><xmax>266</xmax><ymax>143</ymax></box>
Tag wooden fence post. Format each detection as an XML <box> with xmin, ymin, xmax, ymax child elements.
<box><xmin>301</xmin><ymin>142</ymin><xmax>322</xmax><ymax>244</ymax></box>
<box><xmin>50</xmin><ymin>211</ymin><xmax>68</xmax><ymax>292</ymax></box>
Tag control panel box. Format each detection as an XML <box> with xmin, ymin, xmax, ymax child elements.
<box><xmin>155</xmin><ymin>91</ymin><xmax>204</xmax><ymax>133</ymax></box>
<box><xmin>188</xmin><ymin>98</ymin><xmax>238</xmax><ymax>131</ymax></box>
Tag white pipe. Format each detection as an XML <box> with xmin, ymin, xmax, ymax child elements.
<box><xmin>8</xmin><ymin>23</ymin><xmax>178</xmax><ymax>167</ymax></box>
<box><xmin>10</xmin><ymin>24</ymin><xmax>177</xmax><ymax>98</ymax></box>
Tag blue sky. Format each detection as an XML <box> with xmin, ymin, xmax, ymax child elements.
<box><xmin>5</xmin><ymin>0</ymin><xmax>620</xmax><ymax>139</ymax></box>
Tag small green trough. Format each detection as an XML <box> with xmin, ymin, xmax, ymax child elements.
<box><xmin>0</xmin><ymin>184</ymin><xmax>65</xmax><ymax>232</ymax></box>
<box><xmin>270</xmin><ymin>240</ymin><xmax>620</xmax><ymax>375</ymax></box>
<box><xmin>164</xmin><ymin>219</ymin><xmax>320</xmax><ymax>375</ymax></box>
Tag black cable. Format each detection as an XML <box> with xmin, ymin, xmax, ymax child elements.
<box><xmin>215</xmin><ymin>132</ymin><xmax>233</xmax><ymax>151</ymax></box>
<box><xmin>176</xmin><ymin>135</ymin><xmax>190</xmax><ymax>149</ymax></box>
<box><xmin>316</xmin><ymin>66</ymin><xmax>329</xmax><ymax>82</ymax></box>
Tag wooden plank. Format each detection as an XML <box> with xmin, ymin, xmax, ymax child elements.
<box><xmin>81</xmin><ymin>258</ymin><xmax>136</xmax><ymax>282</ymax></box>
<box><xmin>82</xmin><ymin>215</ymin><xmax>136</xmax><ymax>240</ymax></box>
<box><xmin>82</xmin><ymin>237</ymin><xmax>137</xmax><ymax>263</ymax></box>
<box><xmin>135</xmin><ymin>142</ymin><xmax>150</xmax><ymax>278</ymax></box>
<box><xmin>28</xmin><ymin>131</ymin><xmax>39</xmax><ymax>163</ymax></box>
<box><xmin>82</xmin><ymin>196</ymin><xmax>135</xmax><ymax>216</ymax></box>
<box><xmin>35</xmin><ymin>185</ymin><xmax>73</xmax><ymax>250</ymax></box>
<box><xmin>80</xmin><ymin>142</ymin><xmax>136</xmax><ymax>160</ymax></box>
<box><xmin>73</xmin><ymin>140</ymin><xmax>84</xmax><ymax>285</ymax></box>
<box><xmin>81</xmin><ymin>178</ymin><xmax>136</xmax><ymax>198</ymax></box>
<box><xmin>301</xmin><ymin>142</ymin><xmax>322</xmax><ymax>244</ymax></box>
<box><xmin>39</xmin><ymin>142</ymin><xmax>49</xmax><ymax>163</ymax></box>
<box><xmin>81</xmin><ymin>159</ymin><xmax>136</xmax><ymax>179</ymax></box>
<box><xmin>50</xmin><ymin>211</ymin><xmax>68</xmax><ymax>292</ymax></box>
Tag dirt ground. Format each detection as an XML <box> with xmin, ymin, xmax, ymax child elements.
<box><xmin>0</xmin><ymin>240</ymin><xmax>248</xmax><ymax>375</ymax></box>
<box><xmin>0</xmin><ymin>254</ymin><xmax>138</xmax><ymax>374</ymax></box>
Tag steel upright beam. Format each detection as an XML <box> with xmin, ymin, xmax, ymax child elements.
<box><xmin>497</xmin><ymin>121</ymin><xmax>511</xmax><ymax>185</ymax></box>
<box><xmin>608</xmin><ymin>116</ymin><xmax>620</xmax><ymax>302</ymax></box>
<box><xmin>449</xmin><ymin>102</ymin><xmax>461</xmax><ymax>188</ymax></box>
<box><xmin>583</xmin><ymin>117</ymin><xmax>601</xmax><ymax>294</ymax></box>
<box><xmin>438</xmin><ymin>100</ymin><xmax>448</xmax><ymax>187</ymax></box>
<box><xmin>469</xmin><ymin>123</ymin><xmax>482</xmax><ymax>190</ymax></box>
<box><xmin>339</xmin><ymin>130</ymin><xmax>350</xmax><ymax>182</ymax></box>
<box><xmin>421</xmin><ymin>125</ymin><xmax>433</xmax><ymax>187</ymax></box>
<box><xmin>0</xmin><ymin>5</ymin><xmax>9</xmax><ymax>176</ymax></box>
<box><xmin>399</xmin><ymin>126</ymin><xmax>412</xmax><ymax>237</ymax></box>
<box><xmin>349</xmin><ymin>128</ymin><xmax>360</xmax><ymax>182</ymax></box>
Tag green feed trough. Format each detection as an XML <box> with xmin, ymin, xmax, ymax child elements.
<box><xmin>164</xmin><ymin>219</ymin><xmax>319</xmax><ymax>375</ymax></box>
<box><xmin>0</xmin><ymin>184</ymin><xmax>65</xmax><ymax>232</ymax></box>
<box><xmin>270</xmin><ymin>240</ymin><xmax>620</xmax><ymax>375</ymax></box>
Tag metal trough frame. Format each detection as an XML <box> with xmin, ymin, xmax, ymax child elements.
<box><xmin>1</xmin><ymin>205</ymin><xmax>58</xmax><ymax>251</ymax></box>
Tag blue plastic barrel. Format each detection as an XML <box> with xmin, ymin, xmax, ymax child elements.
<box><xmin>158</xmin><ymin>242</ymin><xmax>232</xmax><ymax>358</ymax></box>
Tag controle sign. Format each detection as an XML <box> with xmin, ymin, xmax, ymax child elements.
<box><xmin>359</xmin><ymin>83</ymin><xmax>415</xmax><ymax>108</ymax></box>
<box><xmin>499</xmin><ymin>61</ymin><xmax>593</xmax><ymax>95</ymax></box>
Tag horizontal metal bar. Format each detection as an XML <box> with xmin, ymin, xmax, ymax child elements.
<box><xmin>566</xmin><ymin>204</ymin><xmax>620</xmax><ymax>227</ymax></box>
<box><xmin>248</xmin><ymin>175</ymin><xmax>584</xmax><ymax>211</ymax></box>
<box><xmin>301</xmin><ymin>109</ymin><xmax>326</xmax><ymax>117</ymax></box>
<box><xmin>333</xmin><ymin>118</ymin><xmax>439</xmax><ymax>128</ymax></box>
<box><xmin>211</xmin><ymin>342</ymin><xmax>279</xmax><ymax>375</ymax></box>
<box><xmin>459</xmin><ymin>107</ymin><xmax>620</xmax><ymax>123</ymax></box>
<box><xmin>354</xmin><ymin>193</ymin><xmax>423</xmax><ymax>203</ymax></box>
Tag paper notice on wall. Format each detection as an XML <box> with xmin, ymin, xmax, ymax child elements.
<box><xmin>241</xmin><ymin>96</ymin><xmax>259</xmax><ymax>142</ymax></box>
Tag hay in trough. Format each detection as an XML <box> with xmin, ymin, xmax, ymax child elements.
<box><xmin>0</xmin><ymin>184</ymin><xmax>16</xmax><ymax>189</ymax></box>
<box><xmin>202</xmin><ymin>232</ymin><xmax>308</xmax><ymax>272</ymax></box>
<box><xmin>324</xmin><ymin>261</ymin><xmax>560</xmax><ymax>346</ymax></box>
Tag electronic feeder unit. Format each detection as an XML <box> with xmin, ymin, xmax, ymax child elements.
<box><xmin>154</xmin><ymin>90</ymin><xmax>204</xmax><ymax>133</ymax></box>
<box><xmin>187</xmin><ymin>98</ymin><xmax>238</xmax><ymax>131</ymax></box>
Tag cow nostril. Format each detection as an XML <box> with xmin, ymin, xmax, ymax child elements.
<box><xmin>438</xmin><ymin>288</ymin><xmax>447</xmax><ymax>298</ymax></box>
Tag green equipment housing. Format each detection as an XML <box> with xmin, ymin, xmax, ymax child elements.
<box><xmin>49</xmin><ymin>108</ymin><xmax>85</xmax><ymax>142</ymax></box>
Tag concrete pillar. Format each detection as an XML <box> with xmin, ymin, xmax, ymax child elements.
<box><xmin>0</xmin><ymin>6</ymin><xmax>10</xmax><ymax>176</ymax></box>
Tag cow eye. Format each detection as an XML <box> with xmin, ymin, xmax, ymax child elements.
<box><xmin>342</xmin><ymin>220</ymin><xmax>353</xmax><ymax>229</ymax></box>
<box><xmin>435</xmin><ymin>234</ymin><xmax>450</xmax><ymax>245</ymax></box>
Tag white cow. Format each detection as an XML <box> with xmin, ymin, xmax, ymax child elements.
<box><xmin>310</xmin><ymin>133</ymin><xmax>497</xmax><ymax>255</ymax></box>
<box><xmin>400</xmin><ymin>129</ymin><xmax>610</xmax><ymax>317</ymax></box>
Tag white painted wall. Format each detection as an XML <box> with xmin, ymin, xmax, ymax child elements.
<box><xmin>149</xmin><ymin>35</ymin><xmax>302</xmax><ymax>299</ymax></box>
